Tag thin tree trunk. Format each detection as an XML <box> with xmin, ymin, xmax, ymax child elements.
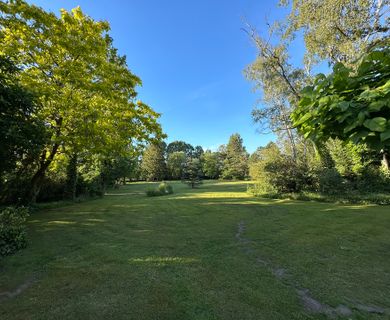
<box><xmin>382</xmin><ymin>151</ymin><xmax>389</xmax><ymax>171</ymax></box>
<box><xmin>64</xmin><ymin>153</ymin><xmax>78</xmax><ymax>200</ymax></box>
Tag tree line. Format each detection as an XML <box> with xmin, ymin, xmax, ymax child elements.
<box><xmin>139</xmin><ymin>133</ymin><xmax>249</xmax><ymax>182</ymax></box>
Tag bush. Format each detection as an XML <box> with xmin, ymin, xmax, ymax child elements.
<box><xmin>318</xmin><ymin>168</ymin><xmax>344</xmax><ymax>195</ymax></box>
<box><xmin>158</xmin><ymin>182</ymin><xmax>173</xmax><ymax>194</ymax></box>
<box><xmin>146</xmin><ymin>183</ymin><xmax>174</xmax><ymax>197</ymax></box>
<box><xmin>0</xmin><ymin>206</ymin><xmax>29</xmax><ymax>256</ymax></box>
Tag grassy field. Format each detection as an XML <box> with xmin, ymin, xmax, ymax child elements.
<box><xmin>0</xmin><ymin>181</ymin><xmax>389</xmax><ymax>319</ymax></box>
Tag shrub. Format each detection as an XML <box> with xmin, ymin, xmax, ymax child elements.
<box><xmin>158</xmin><ymin>182</ymin><xmax>174</xmax><ymax>194</ymax></box>
<box><xmin>355</xmin><ymin>167</ymin><xmax>390</xmax><ymax>193</ymax></box>
<box><xmin>318</xmin><ymin>168</ymin><xmax>344</xmax><ymax>195</ymax></box>
<box><xmin>146</xmin><ymin>183</ymin><xmax>174</xmax><ymax>197</ymax></box>
<box><xmin>0</xmin><ymin>206</ymin><xmax>29</xmax><ymax>256</ymax></box>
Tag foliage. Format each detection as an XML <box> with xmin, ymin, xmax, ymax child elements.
<box><xmin>221</xmin><ymin>134</ymin><xmax>249</xmax><ymax>180</ymax></box>
<box><xmin>245</xmin><ymin>26</ymin><xmax>305</xmax><ymax>159</ymax></box>
<box><xmin>282</xmin><ymin>0</ymin><xmax>390</xmax><ymax>65</ymax></box>
<box><xmin>0</xmin><ymin>56</ymin><xmax>47</xmax><ymax>199</ymax></box>
<box><xmin>0</xmin><ymin>206</ymin><xmax>29</xmax><ymax>256</ymax></box>
<box><xmin>326</xmin><ymin>139</ymin><xmax>370</xmax><ymax>178</ymax></box>
<box><xmin>317</xmin><ymin>168</ymin><xmax>344</xmax><ymax>195</ymax></box>
<box><xmin>0</xmin><ymin>1</ymin><xmax>164</xmax><ymax>202</ymax></box>
<box><xmin>141</xmin><ymin>143</ymin><xmax>166</xmax><ymax>181</ymax></box>
<box><xmin>166</xmin><ymin>141</ymin><xmax>194</xmax><ymax>156</ymax></box>
<box><xmin>145</xmin><ymin>182</ymin><xmax>173</xmax><ymax>197</ymax></box>
<box><xmin>292</xmin><ymin>48</ymin><xmax>390</xmax><ymax>151</ymax></box>
<box><xmin>167</xmin><ymin>151</ymin><xmax>186</xmax><ymax>180</ymax></box>
<box><xmin>201</xmin><ymin>150</ymin><xmax>221</xmax><ymax>179</ymax></box>
<box><xmin>192</xmin><ymin>146</ymin><xmax>204</xmax><ymax>159</ymax></box>
<box><xmin>183</xmin><ymin>158</ymin><xmax>203</xmax><ymax>188</ymax></box>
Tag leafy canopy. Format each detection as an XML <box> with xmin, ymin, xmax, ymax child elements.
<box><xmin>0</xmin><ymin>1</ymin><xmax>164</xmax><ymax>156</ymax></box>
<box><xmin>292</xmin><ymin>47</ymin><xmax>390</xmax><ymax>150</ymax></box>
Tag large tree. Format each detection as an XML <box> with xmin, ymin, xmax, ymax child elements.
<box><xmin>202</xmin><ymin>150</ymin><xmax>221</xmax><ymax>179</ymax></box>
<box><xmin>282</xmin><ymin>0</ymin><xmax>390</xmax><ymax>65</ymax></box>
<box><xmin>0</xmin><ymin>1</ymin><xmax>163</xmax><ymax>202</ymax></box>
<box><xmin>0</xmin><ymin>57</ymin><xmax>46</xmax><ymax>177</ymax></box>
<box><xmin>222</xmin><ymin>134</ymin><xmax>249</xmax><ymax>180</ymax></box>
<box><xmin>167</xmin><ymin>151</ymin><xmax>186</xmax><ymax>180</ymax></box>
<box><xmin>244</xmin><ymin>25</ymin><xmax>305</xmax><ymax>160</ymax></box>
<box><xmin>141</xmin><ymin>143</ymin><xmax>166</xmax><ymax>181</ymax></box>
<box><xmin>166</xmin><ymin>141</ymin><xmax>194</xmax><ymax>156</ymax></box>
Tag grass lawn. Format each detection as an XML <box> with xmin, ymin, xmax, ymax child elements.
<box><xmin>0</xmin><ymin>181</ymin><xmax>389</xmax><ymax>319</ymax></box>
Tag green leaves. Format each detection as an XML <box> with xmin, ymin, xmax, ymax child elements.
<box><xmin>380</xmin><ymin>129</ymin><xmax>390</xmax><ymax>142</ymax></box>
<box><xmin>0</xmin><ymin>0</ymin><xmax>164</xmax><ymax>158</ymax></box>
<box><xmin>291</xmin><ymin>47</ymin><xmax>390</xmax><ymax>151</ymax></box>
<box><xmin>363</xmin><ymin>118</ymin><xmax>387</xmax><ymax>132</ymax></box>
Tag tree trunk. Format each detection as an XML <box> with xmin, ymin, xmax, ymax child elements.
<box><xmin>382</xmin><ymin>151</ymin><xmax>389</xmax><ymax>171</ymax></box>
<box><xmin>26</xmin><ymin>143</ymin><xmax>60</xmax><ymax>204</ymax></box>
<box><xmin>64</xmin><ymin>153</ymin><xmax>78</xmax><ymax>200</ymax></box>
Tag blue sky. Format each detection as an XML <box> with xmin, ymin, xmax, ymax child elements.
<box><xmin>27</xmin><ymin>0</ymin><xmax>301</xmax><ymax>153</ymax></box>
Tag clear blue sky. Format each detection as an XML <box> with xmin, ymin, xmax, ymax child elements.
<box><xmin>27</xmin><ymin>0</ymin><xmax>301</xmax><ymax>153</ymax></box>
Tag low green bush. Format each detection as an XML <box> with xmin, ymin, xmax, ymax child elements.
<box><xmin>146</xmin><ymin>183</ymin><xmax>174</xmax><ymax>197</ymax></box>
<box><xmin>0</xmin><ymin>206</ymin><xmax>29</xmax><ymax>256</ymax></box>
<box><xmin>318</xmin><ymin>168</ymin><xmax>344</xmax><ymax>195</ymax></box>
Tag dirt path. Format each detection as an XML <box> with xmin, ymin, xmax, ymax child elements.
<box><xmin>235</xmin><ymin>220</ymin><xmax>386</xmax><ymax>318</ymax></box>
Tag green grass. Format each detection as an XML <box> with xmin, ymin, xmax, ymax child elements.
<box><xmin>0</xmin><ymin>181</ymin><xmax>389</xmax><ymax>319</ymax></box>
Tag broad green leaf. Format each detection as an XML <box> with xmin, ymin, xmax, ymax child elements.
<box><xmin>368</xmin><ymin>101</ymin><xmax>386</xmax><ymax>112</ymax></box>
<box><xmin>343</xmin><ymin>122</ymin><xmax>358</xmax><ymax>133</ymax></box>
<box><xmin>380</xmin><ymin>129</ymin><xmax>390</xmax><ymax>142</ymax></box>
<box><xmin>363</xmin><ymin>117</ymin><xmax>387</xmax><ymax>132</ymax></box>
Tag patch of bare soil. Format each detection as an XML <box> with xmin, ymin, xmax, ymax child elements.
<box><xmin>0</xmin><ymin>276</ymin><xmax>37</xmax><ymax>302</ymax></box>
<box><xmin>235</xmin><ymin>220</ymin><xmax>387</xmax><ymax>318</ymax></box>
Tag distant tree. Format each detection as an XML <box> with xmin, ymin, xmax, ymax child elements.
<box><xmin>222</xmin><ymin>134</ymin><xmax>249</xmax><ymax>180</ymax></box>
<box><xmin>183</xmin><ymin>157</ymin><xmax>203</xmax><ymax>188</ymax></box>
<box><xmin>202</xmin><ymin>151</ymin><xmax>221</xmax><ymax>179</ymax></box>
<box><xmin>167</xmin><ymin>151</ymin><xmax>186</xmax><ymax>180</ymax></box>
<box><xmin>167</xmin><ymin>141</ymin><xmax>194</xmax><ymax>156</ymax></box>
<box><xmin>192</xmin><ymin>146</ymin><xmax>204</xmax><ymax>158</ymax></box>
<box><xmin>248</xmin><ymin>142</ymin><xmax>281</xmax><ymax>181</ymax></box>
<box><xmin>141</xmin><ymin>143</ymin><xmax>166</xmax><ymax>181</ymax></box>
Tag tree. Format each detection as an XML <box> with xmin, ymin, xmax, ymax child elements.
<box><xmin>291</xmin><ymin>47</ymin><xmax>390</xmax><ymax>169</ymax></box>
<box><xmin>244</xmin><ymin>25</ymin><xmax>306</xmax><ymax>160</ymax></box>
<box><xmin>0</xmin><ymin>1</ymin><xmax>164</xmax><ymax>202</ymax></box>
<box><xmin>167</xmin><ymin>151</ymin><xmax>186</xmax><ymax>180</ymax></box>
<box><xmin>0</xmin><ymin>56</ymin><xmax>47</xmax><ymax>175</ymax></box>
<box><xmin>183</xmin><ymin>157</ymin><xmax>202</xmax><ymax>188</ymax></box>
<box><xmin>222</xmin><ymin>134</ymin><xmax>249</xmax><ymax>180</ymax></box>
<box><xmin>141</xmin><ymin>143</ymin><xmax>166</xmax><ymax>181</ymax></box>
<box><xmin>0</xmin><ymin>56</ymin><xmax>48</xmax><ymax>202</ymax></box>
<box><xmin>192</xmin><ymin>146</ymin><xmax>204</xmax><ymax>159</ymax></box>
<box><xmin>282</xmin><ymin>0</ymin><xmax>390</xmax><ymax>65</ymax></box>
<box><xmin>202</xmin><ymin>151</ymin><xmax>221</xmax><ymax>179</ymax></box>
<box><xmin>166</xmin><ymin>141</ymin><xmax>194</xmax><ymax>156</ymax></box>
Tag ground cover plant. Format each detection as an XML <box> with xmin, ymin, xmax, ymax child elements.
<box><xmin>0</xmin><ymin>181</ymin><xmax>389</xmax><ymax>319</ymax></box>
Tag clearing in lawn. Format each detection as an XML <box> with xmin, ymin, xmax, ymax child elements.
<box><xmin>0</xmin><ymin>181</ymin><xmax>389</xmax><ymax>319</ymax></box>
